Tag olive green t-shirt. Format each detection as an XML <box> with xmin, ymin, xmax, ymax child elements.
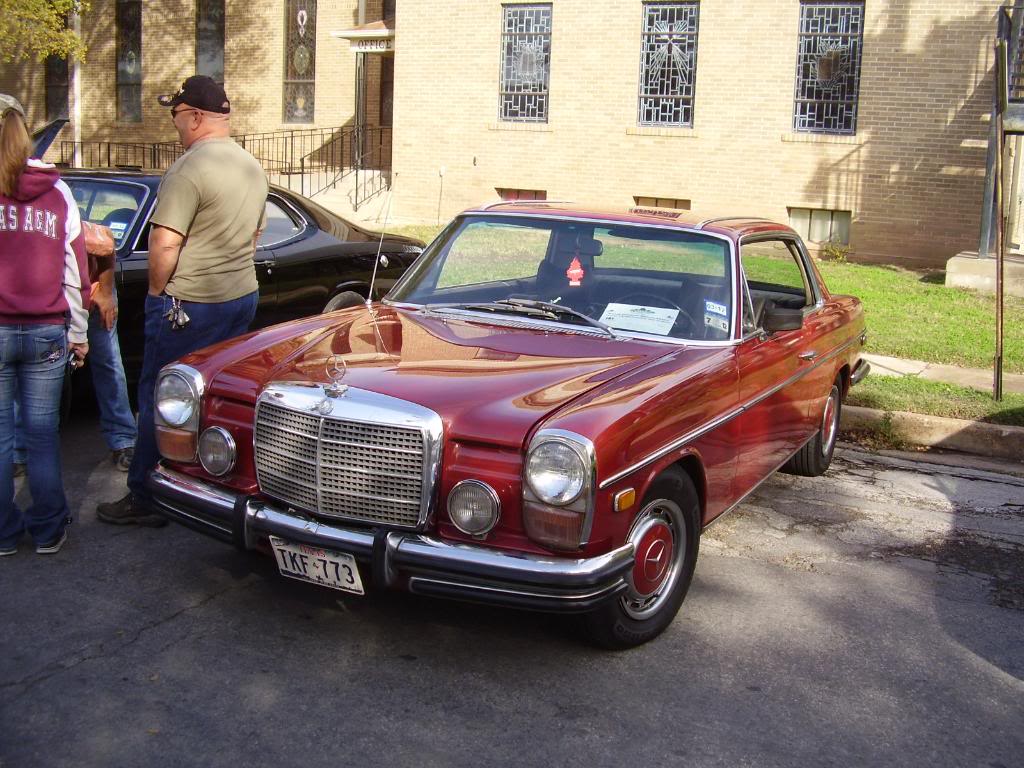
<box><xmin>150</xmin><ymin>137</ymin><xmax>268</xmax><ymax>302</ymax></box>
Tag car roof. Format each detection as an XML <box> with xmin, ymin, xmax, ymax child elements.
<box><xmin>463</xmin><ymin>200</ymin><xmax>797</xmax><ymax>240</ymax></box>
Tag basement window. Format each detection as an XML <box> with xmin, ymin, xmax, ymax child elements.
<box><xmin>497</xmin><ymin>188</ymin><xmax>547</xmax><ymax>201</ymax></box>
<box><xmin>633</xmin><ymin>196</ymin><xmax>691</xmax><ymax>210</ymax></box>
<box><xmin>788</xmin><ymin>207</ymin><xmax>851</xmax><ymax>245</ymax></box>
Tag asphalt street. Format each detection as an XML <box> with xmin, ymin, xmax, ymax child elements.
<box><xmin>1</xmin><ymin>413</ymin><xmax>1022</xmax><ymax>768</ymax></box>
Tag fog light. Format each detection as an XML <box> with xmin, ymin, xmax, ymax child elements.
<box><xmin>198</xmin><ymin>427</ymin><xmax>236</xmax><ymax>476</ymax></box>
<box><xmin>448</xmin><ymin>480</ymin><xmax>500</xmax><ymax>536</ymax></box>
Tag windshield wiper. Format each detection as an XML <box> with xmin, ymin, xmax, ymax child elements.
<box><xmin>422</xmin><ymin>299</ymin><xmax>619</xmax><ymax>338</ymax></box>
<box><xmin>422</xmin><ymin>301</ymin><xmax>558</xmax><ymax>320</ymax></box>
<box><xmin>495</xmin><ymin>299</ymin><xmax>619</xmax><ymax>339</ymax></box>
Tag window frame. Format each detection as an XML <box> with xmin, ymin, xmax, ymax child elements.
<box><xmin>637</xmin><ymin>1</ymin><xmax>701</xmax><ymax>128</ymax></box>
<box><xmin>738</xmin><ymin>234</ymin><xmax>822</xmax><ymax>338</ymax></box>
<box><xmin>792</xmin><ymin>1</ymin><xmax>865</xmax><ymax>136</ymax></box>
<box><xmin>283</xmin><ymin>0</ymin><xmax>317</xmax><ymax>124</ymax></box>
<box><xmin>195</xmin><ymin>0</ymin><xmax>225</xmax><ymax>85</ymax></box>
<box><xmin>115</xmin><ymin>0</ymin><xmax>143</xmax><ymax>124</ymax></box>
<box><xmin>498</xmin><ymin>3</ymin><xmax>553</xmax><ymax>123</ymax></box>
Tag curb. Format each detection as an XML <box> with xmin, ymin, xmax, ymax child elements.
<box><xmin>840</xmin><ymin>405</ymin><xmax>1024</xmax><ymax>462</ymax></box>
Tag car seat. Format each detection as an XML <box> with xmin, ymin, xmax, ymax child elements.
<box><xmin>98</xmin><ymin>207</ymin><xmax>136</xmax><ymax>245</ymax></box>
<box><xmin>535</xmin><ymin>229</ymin><xmax>602</xmax><ymax>309</ymax></box>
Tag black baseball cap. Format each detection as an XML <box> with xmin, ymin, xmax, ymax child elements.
<box><xmin>157</xmin><ymin>75</ymin><xmax>230</xmax><ymax>114</ymax></box>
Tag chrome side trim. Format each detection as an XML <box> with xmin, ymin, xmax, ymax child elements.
<box><xmin>598</xmin><ymin>333</ymin><xmax>861</xmax><ymax>489</ymax></box>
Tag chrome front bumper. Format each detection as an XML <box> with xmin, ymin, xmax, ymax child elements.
<box><xmin>146</xmin><ymin>466</ymin><xmax>634</xmax><ymax>613</ymax></box>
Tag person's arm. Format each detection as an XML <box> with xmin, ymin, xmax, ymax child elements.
<box><xmin>148</xmin><ymin>224</ymin><xmax>185</xmax><ymax>296</ymax></box>
<box><xmin>91</xmin><ymin>255</ymin><xmax>117</xmax><ymax>330</ymax></box>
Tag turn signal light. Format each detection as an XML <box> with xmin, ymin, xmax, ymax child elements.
<box><xmin>156</xmin><ymin>425</ymin><xmax>197</xmax><ymax>462</ymax></box>
<box><xmin>523</xmin><ymin>501</ymin><xmax>584</xmax><ymax>551</ymax></box>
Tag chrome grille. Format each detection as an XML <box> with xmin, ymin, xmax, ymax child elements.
<box><xmin>254</xmin><ymin>394</ymin><xmax>434</xmax><ymax>528</ymax></box>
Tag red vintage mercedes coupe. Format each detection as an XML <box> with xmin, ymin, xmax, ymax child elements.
<box><xmin>146</xmin><ymin>203</ymin><xmax>868</xmax><ymax>648</ymax></box>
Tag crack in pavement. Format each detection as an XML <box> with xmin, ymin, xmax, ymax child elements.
<box><xmin>0</xmin><ymin>579</ymin><xmax>257</xmax><ymax>702</ymax></box>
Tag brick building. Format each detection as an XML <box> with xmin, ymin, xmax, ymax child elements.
<box><xmin>0</xmin><ymin>1</ymin><xmax>1004</xmax><ymax>268</ymax></box>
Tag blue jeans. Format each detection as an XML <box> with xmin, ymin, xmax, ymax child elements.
<box><xmin>12</xmin><ymin>302</ymin><xmax>135</xmax><ymax>461</ymax></box>
<box><xmin>0</xmin><ymin>324</ymin><xmax>72</xmax><ymax>548</ymax></box>
<box><xmin>87</xmin><ymin>300</ymin><xmax>136</xmax><ymax>452</ymax></box>
<box><xmin>128</xmin><ymin>291</ymin><xmax>258</xmax><ymax>500</ymax></box>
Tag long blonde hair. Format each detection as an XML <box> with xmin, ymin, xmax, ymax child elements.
<box><xmin>0</xmin><ymin>108</ymin><xmax>31</xmax><ymax>197</ymax></box>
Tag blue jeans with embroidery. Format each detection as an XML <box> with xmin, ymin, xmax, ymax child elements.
<box><xmin>12</xmin><ymin>301</ymin><xmax>135</xmax><ymax>462</ymax></box>
<box><xmin>0</xmin><ymin>324</ymin><xmax>72</xmax><ymax>549</ymax></box>
<box><xmin>127</xmin><ymin>291</ymin><xmax>258</xmax><ymax>501</ymax></box>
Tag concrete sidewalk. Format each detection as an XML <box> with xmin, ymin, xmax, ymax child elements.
<box><xmin>862</xmin><ymin>353</ymin><xmax>1024</xmax><ymax>395</ymax></box>
<box><xmin>844</xmin><ymin>354</ymin><xmax>1024</xmax><ymax>462</ymax></box>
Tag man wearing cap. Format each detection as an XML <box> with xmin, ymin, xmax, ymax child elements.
<box><xmin>97</xmin><ymin>75</ymin><xmax>268</xmax><ymax>526</ymax></box>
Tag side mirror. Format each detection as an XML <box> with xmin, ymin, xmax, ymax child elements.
<box><xmin>762</xmin><ymin>306</ymin><xmax>803</xmax><ymax>333</ymax></box>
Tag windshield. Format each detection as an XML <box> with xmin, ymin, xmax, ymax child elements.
<box><xmin>388</xmin><ymin>214</ymin><xmax>734</xmax><ymax>342</ymax></box>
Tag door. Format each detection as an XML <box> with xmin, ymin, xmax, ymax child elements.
<box><xmin>733</xmin><ymin>237</ymin><xmax>820</xmax><ymax>499</ymax></box>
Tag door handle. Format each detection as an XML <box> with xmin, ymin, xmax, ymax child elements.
<box><xmin>798</xmin><ymin>351</ymin><xmax>817</xmax><ymax>361</ymax></box>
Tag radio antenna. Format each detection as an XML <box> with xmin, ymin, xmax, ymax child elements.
<box><xmin>367</xmin><ymin>184</ymin><xmax>394</xmax><ymax>308</ymax></box>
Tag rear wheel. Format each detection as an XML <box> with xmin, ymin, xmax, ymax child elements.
<box><xmin>323</xmin><ymin>290</ymin><xmax>365</xmax><ymax>313</ymax></box>
<box><xmin>781</xmin><ymin>379</ymin><xmax>842</xmax><ymax>477</ymax></box>
<box><xmin>582</xmin><ymin>467</ymin><xmax>700</xmax><ymax>649</ymax></box>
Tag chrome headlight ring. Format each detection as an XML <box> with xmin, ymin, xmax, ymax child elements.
<box><xmin>154</xmin><ymin>364</ymin><xmax>205</xmax><ymax>430</ymax></box>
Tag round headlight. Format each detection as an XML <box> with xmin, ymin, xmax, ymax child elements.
<box><xmin>156</xmin><ymin>373</ymin><xmax>197</xmax><ymax>427</ymax></box>
<box><xmin>198</xmin><ymin>427</ymin><xmax>236</xmax><ymax>476</ymax></box>
<box><xmin>448</xmin><ymin>480</ymin><xmax>500</xmax><ymax>536</ymax></box>
<box><xmin>526</xmin><ymin>440</ymin><xmax>587</xmax><ymax>506</ymax></box>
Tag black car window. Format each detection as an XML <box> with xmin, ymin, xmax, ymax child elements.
<box><xmin>258</xmin><ymin>197</ymin><xmax>305</xmax><ymax>248</ymax></box>
<box><xmin>65</xmin><ymin>179</ymin><xmax>148</xmax><ymax>246</ymax></box>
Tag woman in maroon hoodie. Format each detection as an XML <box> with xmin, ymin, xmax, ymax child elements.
<box><xmin>0</xmin><ymin>94</ymin><xmax>90</xmax><ymax>556</ymax></box>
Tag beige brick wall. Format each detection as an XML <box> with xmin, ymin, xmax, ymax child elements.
<box><xmin>0</xmin><ymin>1</ymin><xmax>370</xmax><ymax>149</ymax></box>
<box><xmin>392</xmin><ymin>0</ymin><xmax>1001</xmax><ymax>268</ymax></box>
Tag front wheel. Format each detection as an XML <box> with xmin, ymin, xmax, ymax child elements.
<box><xmin>582</xmin><ymin>467</ymin><xmax>700</xmax><ymax>649</ymax></box>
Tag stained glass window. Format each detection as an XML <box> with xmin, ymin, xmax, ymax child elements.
<box><xmin>116</xmin><ymin>0</ymin><xmax>142</xmax><ymax>123</ymax></box>
<box><xmin>196</xmin><ymin>0</ymin><xmax>225</xmax><ymax>84</ymax></box>
<box><xmin>499</xmin><ymin>4</ymin><xmax>552</xmax><ymax>123</ymax></box>
<box><xmin>45</xmin><ymin>55</ymin><xmax>69</xmax><ymax>121</ymax></box>
<box><xmin>638</xmin><ymin>2</ymin><xmax>700</xmax><ymax>127</ymax></box>
<box><xmin>794</xmin><ymin>2</ymin><xmax>864</xmax><ymax>135</ymax></box>
<box><xmin>284</xmin><ymin>0</ymin><xmax>317</xmax><ymax>123</ymax></box>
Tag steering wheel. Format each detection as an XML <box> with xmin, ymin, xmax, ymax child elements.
<box><xmin>617</xmin><ymin>292</ymin><xmax>696</xmax><ymax>336</ymax></box>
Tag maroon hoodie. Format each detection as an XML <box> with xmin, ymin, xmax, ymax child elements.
<box><xmin>0</xmin><ymin>159</ymin><xmax>90</xmax><ymax>342</ymax></box>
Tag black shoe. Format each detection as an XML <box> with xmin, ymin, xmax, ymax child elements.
<box><xmin>111</xmin><ymin>447</ymin><xmax>134</xmax><ymax>472</ymax></box>
<box><xmin>36</xmin><ymin>528</ymin><xmax>68</xmax><ymax>554</ymax></box>
<box><xmin>96</xmin><ymin>493</ymin><xmax>168</xmax><ymax>527</ymax></box>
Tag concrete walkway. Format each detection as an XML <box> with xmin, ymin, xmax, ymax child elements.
<box><xmin>862</xmin><ymin>353</ymin><xmax>1024</xmax><ymax>395</ymax></box>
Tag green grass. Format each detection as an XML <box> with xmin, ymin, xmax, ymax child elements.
<box><xmin>816</xmin><ymin>260</ymin><xmax>1024</xmax><ymax>374</ymax></box>
<box><xmin>846</xmin><ymin>376</ymin><xmax>1024</xmax><ymax>427</ymax></box>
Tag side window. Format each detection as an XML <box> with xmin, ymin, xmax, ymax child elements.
<box><xmin>740</xmin><ymin>239</ymin><xmax>813</xmax><ymax>314</ymax></box>
<box><xmin>65</xmin><ymin>179</ymin><xmax>147</xmax><ymax>247</ymax></box>
<box><xmin>258</xmin><ymin>198</ymin><xmax>304</xmax><ymax>248</ymax></box>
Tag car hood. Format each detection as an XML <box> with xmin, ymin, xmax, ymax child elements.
<box><xmin>190</xmin><ymin>306</ymin><xmax>678</xmax><ymax>447</ymax></box>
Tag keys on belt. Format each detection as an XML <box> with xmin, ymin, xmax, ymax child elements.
<box><xmin>164</xmin><ymin>297</ymin><xmax>191</xmax><ymax>330</ymax></box>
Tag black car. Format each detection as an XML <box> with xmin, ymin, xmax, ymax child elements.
<box><xmin>63</xmin><ymin>168</ymin><xmax>424</xmax><ymax>379</ymax></box>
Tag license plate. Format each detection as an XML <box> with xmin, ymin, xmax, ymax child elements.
<box><xmin>269</xmin><ymin>536</ymin><xmax>365</xmax><ymax>595</ymax></box>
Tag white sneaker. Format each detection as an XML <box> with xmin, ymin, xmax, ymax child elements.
<box><xmin>36</xmin><ymin>529</ymin><xmax>68</xmax><ymax>555</ymax></box>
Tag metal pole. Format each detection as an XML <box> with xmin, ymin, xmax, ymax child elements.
<box><xmin>995</xmin><ymin>37</ymin><xmax>1008</xmax><ymax>401</ymax></box>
